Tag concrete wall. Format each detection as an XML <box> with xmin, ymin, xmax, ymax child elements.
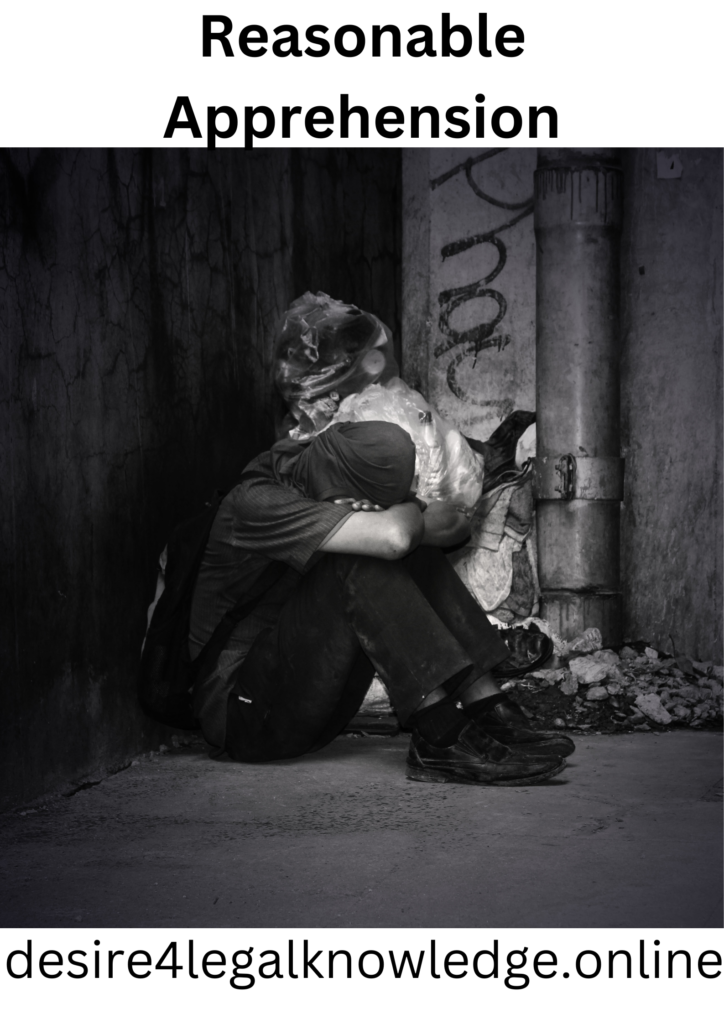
<box><xmin>0</xmin><ymin>149</ymin><xmax>400</xmax><ymax>809</ymax></box>
<box><xmin>402</xmin><ymin>148</ymin><xmax>536</xmax><ymax>440</ymax></box>
<box><xmin>620</xmin><ymin>149</ymin><xmax>723</xmax><ymax>661</ymax></box>
<box><xmin>402</xmin><ymin>147</ymin><xmax>722</xmax><ymax>661</ymax></box>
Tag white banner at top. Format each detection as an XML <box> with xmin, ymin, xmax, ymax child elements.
<box><xmin>0</xmin><ymin>1</ymin><xmax>722</xmax><ymax>146</ymax></box>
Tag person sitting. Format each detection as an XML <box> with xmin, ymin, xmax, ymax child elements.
<box><xmin>189</xmin><ymin>420</ymin><xmax>573</xmax><ymax>785</ymax></box>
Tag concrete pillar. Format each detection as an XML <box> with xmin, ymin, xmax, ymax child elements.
<box><xmin>533</xmin><ymin>149</ymin><xmax>624</xmax><ymax>646</ymax></box>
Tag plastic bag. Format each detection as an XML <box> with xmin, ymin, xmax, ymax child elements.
<box><xmin>328</xmin><ymin>377</ymin><xmax>484</xmax><ymax>510</ymax></box>
<box><xmin>273</xmin><ymin>292</ymin><xmax>398</xmax><ymax>437</ymax></box>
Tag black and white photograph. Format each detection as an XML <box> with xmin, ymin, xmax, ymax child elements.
<box><xmin>0</xmin><ymin>4</ymin><xmax>722</xmax><ymax>1020</ymax></box>
<box><xmin>1</xmin><ymin>145</ymin><xmax>721</xmax><ymax>932</ymax></box>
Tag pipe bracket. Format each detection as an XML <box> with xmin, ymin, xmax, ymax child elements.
<box><xmin>554</xmin><ymin>454</ymin><xmax>576</xmax><ymax>500</ymax></box>
<box><xmin>534</xmin><ymin>455</ymin><xmax>624</xmax><ymax>501</ymax></box>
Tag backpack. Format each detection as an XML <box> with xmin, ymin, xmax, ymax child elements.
<box><xmin>138</xmin><ymin>492</ymin><xmax>284</xmax><ymax>730</ymax></box>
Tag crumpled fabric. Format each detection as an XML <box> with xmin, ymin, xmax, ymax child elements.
<box><xmin>505</xmin><ymin>478</ymin><xmax>535</xmax><ymax>542</ymax></box>
<box><xmin>448</xmin><ymin>533</ymin><xmax>523</xmax><ymax>611</ymax></box>
<box><xmin>470</xmin><ymin>486</ymin><xmax>516</xmax><ymax>552</ymax></box>
<box><xmin>449</xmin><ymin>476</ymin><xmax>539</xmax><ymax>616</ymax></box>
<box><xmin>497</xmin><ymin>545</ymin><xmax>537</xmax><ymax>618</ymax></box>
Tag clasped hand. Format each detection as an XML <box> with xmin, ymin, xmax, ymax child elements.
<box><xmin>333</xmin><ymin>497</ymin><xmax>384</xmax><ymax>513</ymax></box>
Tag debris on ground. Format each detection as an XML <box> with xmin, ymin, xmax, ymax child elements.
<box><xmin>501</xmin><ymin>639</ymin><xmax>723</xmax><ymax>734</ymax></box>
<box><xmin>345</xmin><ymin>637</ymin><xmax>723</xmax><ymax>737</ymax></box>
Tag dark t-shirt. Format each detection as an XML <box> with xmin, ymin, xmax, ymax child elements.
<box><xmin>188</xmin><ymin>451</ymin><xmax>352</xmax><ymax>746</ymax></box>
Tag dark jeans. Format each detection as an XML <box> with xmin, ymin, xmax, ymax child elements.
<box><xmin>225</xmin><ymin>546</ymin><xmax>510</xmax><ymax>762</ymax></box>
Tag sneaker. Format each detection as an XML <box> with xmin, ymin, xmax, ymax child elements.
<box><xmin>405</xmin><ymin>721</ymin><xmax>566</xmax><ymax>786</ymax></box>
<box><xmin>470</xmin><ymin>694</ymin><xmax>575</xmax><ymax>758</ymax></box>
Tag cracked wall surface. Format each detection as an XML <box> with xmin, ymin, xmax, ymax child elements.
<box><xmin>0</xmin><ymin>148</ymin><xmax>401</xmax><ymax>809</ymax></box>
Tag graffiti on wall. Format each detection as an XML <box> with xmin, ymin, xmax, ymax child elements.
<box><xmin>431</xmin><ymin>149</ymin><xmax>533</xmax><ymax>417</ymax></box>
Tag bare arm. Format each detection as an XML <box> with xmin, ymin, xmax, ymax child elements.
<box><xmin>318</xmin><ymin>501</ymin><xmax>424</xmax><ymax>560</ymax></box>
<box><xmin>420</xmin><ymin>500</ymin><xmax>472</xmax><ymax>548</ymax></box>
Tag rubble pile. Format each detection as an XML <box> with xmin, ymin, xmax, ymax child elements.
<box><xmin>501</xmin><ymin>641</ymin><xmax>723</xmax><ymax>734</ymax></box>
<box><xmin>349</xmin><ymin>631</ymin><xmax>722</xmax><ymax>736</ymax></box>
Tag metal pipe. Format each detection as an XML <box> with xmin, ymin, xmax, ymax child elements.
<box><xmin>534</xmin><ymin>149</ymin><xmax>624</xmax><ymax>646</ymax></box>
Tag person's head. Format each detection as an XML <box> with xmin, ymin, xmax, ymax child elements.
<box><xmin>285</xmin><ymin>421</ymin><xmax>416</xmax><ymax>508</ymax></box>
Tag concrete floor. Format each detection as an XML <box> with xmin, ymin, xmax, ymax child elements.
<box><xmin>0</xmin><ymin>731</ymin><xmax>721</xmax><ymax>928</ymax></box>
